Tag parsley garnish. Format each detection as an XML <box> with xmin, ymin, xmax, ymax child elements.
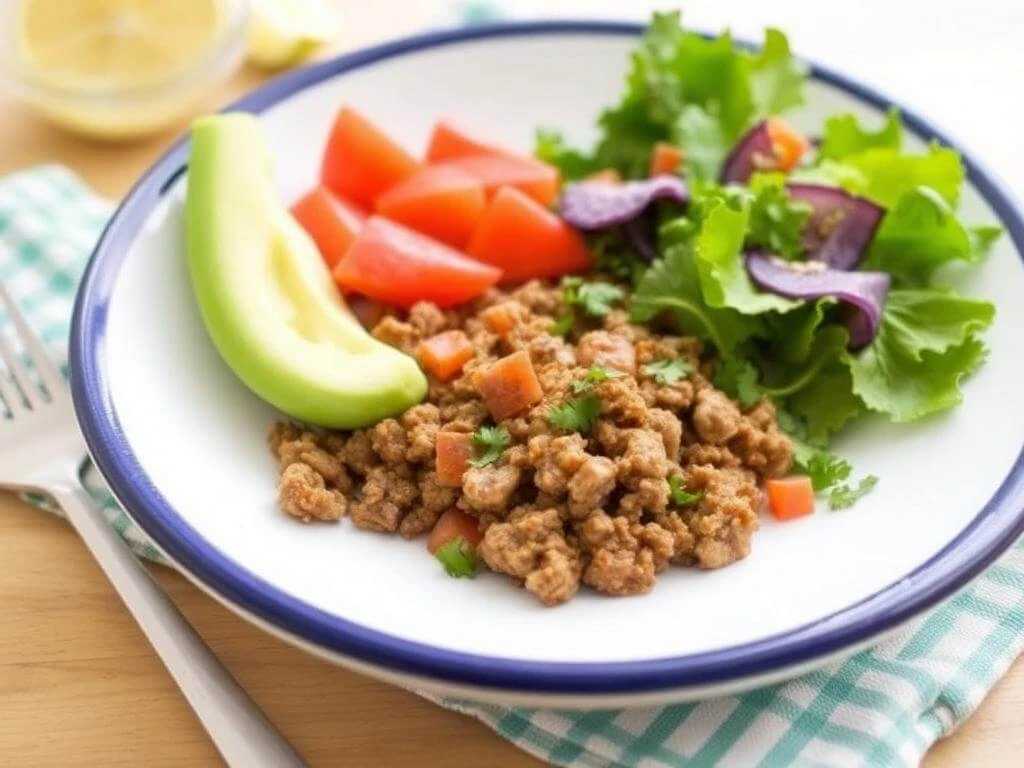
<box><xmin>571</xmin><ymin>365</ymin><xmax>623</xmax><ymax>394</ymax></box>
<box><xmin>547</xmin><ymin>395</ymin><xmax>601</xmax><ymax>433</ymax></box>
<box><xmin>828</xmin><ymin>475</ymin><xmax>878</xmax><ymax>511</ymax></box>
<box><xmin>643</xmin><ymin>358</ymin><xmax>694</xmax><ymax>385</ymax></box>
<box><xmin>469</xmin><ymin>425</ymin><xmax>510</xmax><ymax>468</ymax></box>
<box><xmin>668</xmin><ymin>476</ymin><xmax>703</xmax><ymax>506</ymax></box>
<box><xmin>434</xmin><ymin>537</ymin><xmax>478</xmax><ymax>578</ymax></box>
<box><xmin>549</xmin><ymin>312</ymin><xmax>575</xmax><ymax>337</ymax></box>
<box><xmin>562</xmin><ymin>276</ymin><xmax>625</xmax><ymax>317</ymax></box>
<box><xmin>792</xmin><ymin>443</ymin><xmax>852</xmax><ymax>492</ymax></box>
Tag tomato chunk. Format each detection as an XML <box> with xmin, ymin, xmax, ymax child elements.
<box><xmin>649</xmin><ymin>142</ymin><xmax>684</xmax><ymax>177</ymax></box>
<box><xmin>476</xmin><ymin>350</ymin><xmax>543</xmax><ymax>421</ymax></box>
<box><xmin>290</xmin><ymin>186</ymin><xmax>367</xmax><ymax>268</ymax></box>
<box><xmin>418</xmin><ymin>330</ymin><xmax>475</xmax><ymax>381</ymax></box>
<box><xmin>425</xmin><ymin>120</ymin><xmax>505</xmax><ymax>162</ymax></box>
<box><xmin>765</xmin><ymin>476</ymin><xmax>815</xmax><ymax>521</ymax></box>
<box><xmin>766</xmin><ymin>117</ymin><xmax>811</xmax><ymax>172</ymax></box>
<box><xmin>466</xmin><ymin>187</ymin><xmax>591</xmax><ymax>283</ymax></box>
<box><xmin>375</xmin><ymin>165</ymin><xmax>485</xmax><ymax>248</ymax></box>
<box><xmin>428</xmin><ymin>508</ymin><xmax>483</xmax><ymax>553</ymax></box>
<box><xmin>321</xmin><ymin>106</ymin><xmax>419</xmax><ymax>208</ymax></box>
<box><xmin>346</xmin><ymin>293</ymin><xmax>387</xmax><ymax>329</ymax></box>
<box><xmin>333</xmin><ymin>216</ymin><xmax>501</xmax><ymax>309</ymax></box>
<box><xmin>435</xmin><ymin>432</ymin><xmax>474</xmax><ymax>488</ymax></box>
<box><xmin>440</xmin><ymin>154</ymin><xmax>560</xmax><ymax>208</ymax></box>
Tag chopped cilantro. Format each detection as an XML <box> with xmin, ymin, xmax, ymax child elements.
<box><xmin>469</xmin><ymin>425</ymin><xmax>510</xmax><ymax>468</ymax></box>
<box><xmin>549</xmin><ymin>312</ymin><xmax>575</xmax><ymax>337</ymax></box>
<box><xmin>791</xmin><ymin>442</ymin><xmax>852</xmax><ymax>492</ymax></box>
<box><xmin>434</xmin><ymin>537</ymin><xmax>478</xmax><ymax>578</ymax></box>
<box><xmin>562</xmin><ymin>276</ymin><xmax>625</xmax><ymax>317</ymax></box>
<box><xmin>668</xmin><ymin>475</ymin><xmax>703</xmax><ymax>506</ymax></box>
<box><xmin>643</xmin><ymin>358</ymin><xmax>694</xmax><ymax>385</ymax></box>
<box><xmin>571</xmin><ymin>365</ymin><xmax>623</xmax><ymax>394</ymax></box>
<box><xmin>746</xmin><ymin>173</ymin><xmax>812</xmax><ymax>260</ymax></box>
<box><xmin>828</xmin><ymin>475</ymin><xmax>879</xmax><ymax>510</ymax></box>
<box><xmin>547</xmin><ymin>395</ymin><xmax>601</xmax><ymax>433</ymax></box>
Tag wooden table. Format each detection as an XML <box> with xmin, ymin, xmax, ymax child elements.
<box><xmin>0</xmin><ymin>5</ymin><xmax>1021</xmax><ymax>766</ymax></box>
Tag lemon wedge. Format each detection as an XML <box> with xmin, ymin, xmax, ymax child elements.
<box><xmin>246</xmin><ymin>0</ymin><xmax>339</xmax><ymax>70</ymax></box>
<box><xmin>19</xmin><ymin>0</ymin><xmax>223</xmax><ymax>90</ymax></box>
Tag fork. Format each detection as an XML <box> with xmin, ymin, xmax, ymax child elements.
<box><xmin>0</xmin><ymin>281</ymin><xmax>304</xmax><ymax>767</ymax></box>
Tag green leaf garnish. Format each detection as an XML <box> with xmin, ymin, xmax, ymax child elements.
<box><xmin>571</xmin><ymin>365</ymin><xmax>623</xmax><ymax>394</ymax></box>
<box><xmin>434</xmin><ymin>537</ymin><xmax>478</xmax><ymax>578</ymax></box>
<box><xmin>547</xmin><ymin>395</ymin><xmax>601</xmax><ymax>434</ymax></box>
<box><xmin>828</xmin><ymin>475</ymin><xmax>879</xmax><ymax>511</ymax></box>
<box><xmin>668</xmin><ymin>475</ymin><xmax>703</xmax><ymax>506</ymax></box>
<box><xmin>642</xmin><ymin>358</ymin><xmax>694</xmax><ymax>385</ymax></box>
<box><xmin>469</xmin><ymin>425</ymin><xmax>510</xmax><ymax>468</ymax></box>
<box><xmin>746</xmin><ymin>173</ymin><xmax>813</xmax><ymax>261</ymax></box>
<box><xmin>549</xmin><ymin>312</ymin><xmax>575</xmax><ymax>337</ymax></box>
<box><xmin>563</xmin><ymin>277</ymin><xmax>625</xmax><ymax>317</ymax></box>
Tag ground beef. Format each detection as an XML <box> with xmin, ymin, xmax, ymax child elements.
<box><xmin>269</xmin><ymin>280</ymin><xmax>793</xmax><ymax>605</ymax></box>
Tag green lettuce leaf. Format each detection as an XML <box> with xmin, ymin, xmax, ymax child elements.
<box><xmin>819</xmin><ymin>109</ymin><xmax>902</xmax><ymax>160</ymax></box>
<box><xmin>749</xmin><ymin>28</ymin><xmax>807</xmax><ymax>116</ymax></box>
<box><xmin>843</xmin><ymin>145</ymin><xmax>964</xmax><ymax>208</ymax></box>
<box><xmin>845</xmin><ymin>288</ymin><xmax>995</xmax><ymax>421</ymax></box>
<box><xmin>746</xmin><ymin>172</ymin><xmax>813</xmax><ymax>260</ymax></box>
<box><xmin>786</xmin><ymin>364</ymin><xmax>864</xmax><ymax>442</ymax></box>
<box><xmin>534</xmin><ymin>129</ymin><xmax>601</xmax><ymax>181</ymax></box>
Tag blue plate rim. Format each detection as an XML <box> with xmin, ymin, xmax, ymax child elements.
<box><xmin>69</xmin><ymin>20</ymin><xmax>1024</xmax><ymax>695</ymax></box>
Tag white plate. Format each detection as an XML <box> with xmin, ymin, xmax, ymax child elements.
<box><xmin>69</xmin><ymin>22</ymin><xmax>1024</xmax><ymax>708</ymax></box>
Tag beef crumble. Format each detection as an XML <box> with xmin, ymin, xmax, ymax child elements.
<box><xmin>269</xmin><ymin>280</ymin><xmax>793</xmax><ymax>605</ymax></box>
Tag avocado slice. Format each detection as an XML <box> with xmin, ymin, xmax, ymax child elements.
<box><xmin>185</xmin><ymin>113</ymin><xmax>427</xmax><ymax>428</ymax></box>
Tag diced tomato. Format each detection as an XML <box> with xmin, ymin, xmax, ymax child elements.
<box><xmin>648</xmin><ymin>142</ymin><xmax>684</xmax><ymax>177</ymax></box>
<box><xmin>333</xmin><ymin>216</ymin><xmax>501</xmax><ymax>309</ymax></box>
<box><xmin>425</xmin><ymin>120</ymin><xmax>506</xmax><ymax>162</ymax></box>
<box><xmin>418</xmin><ymin>330</ymin><xmax>475</xmax><ymax>381</ymax></box>
<box><xmin>346</xmin><ymin>293</ymin><xmax>388</xmax><ymax>329</ymax></box>
<box><xmin>428</xmin><ymin>508</ymin><xmax>483</xmax><ymax>553</ymax></box>
<box><xmin>765</xmin><ymin>476</ymin><xmax>816</xmax><ymax>521</ymax></box>
<box><xmin>476</xmin><ymin>350</ymin><xmax>543</xmax><ymax>421</ymax></box>
<box><xmin>290</xmin><ymin>186</ymin><xmax>367</xmax><ymax>268</ymax></box>
<box><xmin>439</xmin><ymin>154</ymin><xmax>560</xmax><ymax>208</ymax></box>
<box><xmin>766</xmin><ymin>117</ymin><xmax>811</xmax><ymax>172</ymax></box>
<box><xmin>435</xmin><ymin>432</ymin><xmax>474</xmax><ymax>487</ymax></box>
<box><xmin>466</xmin><ymin>187</ymin><xmax>591</xmax><ymax>283</ymax></box>
<box><xmin>585</xmin><ymin>168</ymin><xmax>622</xmax><ymax>184</ymax></box>
<box><xmin>375</xmin><ymin>165</ymin><xmax>485</xmax><ymax>248</ymax></box>
<box><xmin>321</xmin><ymin>106</ymin><xmax>419</xmax><ymax>208</ymax></box>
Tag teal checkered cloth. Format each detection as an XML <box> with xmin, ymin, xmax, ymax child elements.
<box><xmin>3</xmin><ymin>164</ymin><xmax>1023</xmax><ymax>767</ymax></box>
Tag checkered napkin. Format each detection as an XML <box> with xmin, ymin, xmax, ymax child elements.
<box><xmin>4</xmin><ymin>162</ymin><xmax>1022</xmax><ymax>768</ymax></box>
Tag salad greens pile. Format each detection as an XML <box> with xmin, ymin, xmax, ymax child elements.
<box><xmin>537</xmin><ymin>12</ymin><xmax>999</xmax><ymax>506</ymax></box>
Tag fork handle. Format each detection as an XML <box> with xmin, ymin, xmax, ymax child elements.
<box><xmin>51</xmin><ymin>483</ymin><xmax>305</xmax><ymax>768</ymax></box>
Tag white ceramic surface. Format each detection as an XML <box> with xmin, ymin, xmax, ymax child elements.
<box><xmin>74</xmin><ymin>27</ymin><xmax>1024</xmax><ymax>706</ymax></box>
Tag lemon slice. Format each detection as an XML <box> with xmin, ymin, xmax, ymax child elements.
<box><xmin>19</xmin><ymin>0</ymin><xmax>223</xmax><ymax>90</ymax></box>
<box><xmin>246</xmin><ymin>0</ymin><xmax>339</xmax><ymax>71</ymax></box>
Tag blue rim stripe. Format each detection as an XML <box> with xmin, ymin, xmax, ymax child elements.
<box><xmin>68</xmin><ymin>20</ymin><xmax>1024</xmax><ymax>695</ymax></box>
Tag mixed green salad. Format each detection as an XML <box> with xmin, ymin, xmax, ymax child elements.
<box><xmin>537</xmin><ymin>12</ymin><xmax>999</xmax><ymax>506</ymax></box>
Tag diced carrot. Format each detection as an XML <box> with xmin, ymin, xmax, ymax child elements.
<box><xmin>417</xmin><ymin>330</ymin><xmax>475</xmax><ymax>381</ymax></box>
<box><xmin>766</xmin><ymin>117</ymin><xmax>811</xmax><ymax>172</ymax></box>
<box><xmin>466</xmin><ymin>186</ymin><xmax>591</xmax><ymax>283</ymax></box>
<box><xmin>648</xmin><ymin>142</ymin><xmax>684</xmax><ymax>177</ymax></box>
<box><xmin>476</xmin><ymin>350</ymin><xmax>543</xmax><ymax>421</ymax></box>
<box><xmin>585</xmin><ymin>168</ymin><xmax>622</xmax><ymax>184</ymax></box>
<box><xmin>428</xmin><ymin>508</ymin><xmax>483</xmax><ymax>553</ymax></box>
<box><xmin>440</xmin><ymin>154</ymin><xmax>560</xmax><ymax>208</ymax></box>
<box><xmin>480</xmin><ymin>302</ymin><xmax>523</xmax><ymax>335</ymax></box>
<box><xmin>435</xmin><ymin>432</ymin><xmax>474</xmax><ymax>487</ymax></box>
<box><xmin>765</xmin><ymin>476</ymin><xmax>815</xmax><ymax>521</ymax></box>
<box><xmin>375</xmin><ymin>165</ymin><xmax>486</xmax><ymax>248</ymax></box>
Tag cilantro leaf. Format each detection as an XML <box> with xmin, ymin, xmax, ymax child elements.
<box><xmin>819</xmin><ymin>109</ymin><xmax>903</xmax><ymax>160</ymax></box>
<box><xmin>829</xmin><ymin>475</ymin><xmax>879</xmax><ymax>510</ymax></box>
<box><xmin>746</xmin><ymin>173</ymin><xmax>813</xmax><ymax>261</ymax></box>
<box><xmin>791</xmin><ymin>440</ymin><xmax>852</xmax><ymax>491</ymax></box>
<box><xmin>563</xmin><ymin>277</ymin><xmax>625</xmax><ymax>317</ymax></box>
<box><xmin>693</xmin><ymin>200</ymin><xmax>802</xmax><ymax>315</ymax></box>
<box><xmin>469</xmin><ymin>425</ymin><xmax>510</xmax><ymax>468</ymax></box>
<box><xmin>749</xmin><ymin>28</ymin><xmax>808</xmax><ymax>117</ymax></box>
<box><xmin>714</xmin><ymin>357</ymin><xmax>763</xmax><ymax>406</ymax></box>
<box><xmin>864</xmin><ymin>186</ymin><xmax>977</xmax><ymax>285</ymax></box>
<box><xmin>549</xmin><ymin>312</ymin><xmax>574</xmax><ymax>337</ymax></box>
<box><xmin>572</xmin><ymin>365</ymin><xmax>623</xmax><ymax>394</ymax></box>
<box><xmin>643</xmin><ymin>358</ymin><xmax>694</xmax><ymax>385</ymax></box>
<box><xmin>845</xmin><ymin>288</ymin><xmax>995</xmax><ymax>422</ymax></box>
<box><xmin>434</xmin><ymin>537</ymin><xmax>478</xmax><ymax>578</ymax></box>
<box><xmin>547</xmin><ymin>395</ymin><xmax>602</xmax><ymax>434</ymax></box>
<box><xmin>668</xmin><ymin>475</ymin><xmax>704</xmax><ymax>506</ymax></box>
